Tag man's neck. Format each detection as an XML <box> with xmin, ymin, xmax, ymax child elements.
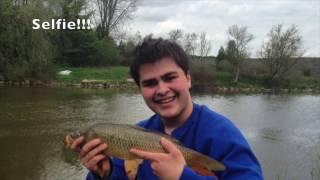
<box><xmin>163</xmin><ymin>102</ymin><xmax>193</xmax><ymax>135</ymax></box>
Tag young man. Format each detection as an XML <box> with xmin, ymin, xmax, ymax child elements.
<box><xmin>68</xmin><ymin>37</ymin><xmax>263</xmax><ymax>179</ymax></box>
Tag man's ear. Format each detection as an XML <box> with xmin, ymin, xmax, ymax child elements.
<box><xmin>187</xmin><ymin>72</ymin><xmax>191</xmax><ymax>88</ymax></box>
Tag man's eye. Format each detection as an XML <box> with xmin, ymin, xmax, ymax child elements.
<box><xmin>164</xmin><ymin>76</ymin><xmax>177</xmax><ymax>82</ymax></box>
<box><xmin>142</xmin><ymin>80</ymin><xmax>157</xmax><ymax>87</ymax></box>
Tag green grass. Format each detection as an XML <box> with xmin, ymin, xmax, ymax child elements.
<box><xmin>55</xmin><ymin>66</ymin><xmax>129</xmax><ymax>82</ymax></box>
<box><xmin>294</xmin><ymin>76</ymin><xmax>320</xmax><ymax>89</ymax></box>
<box><xmin>215</xmin><ymin>71</ymin><xmax>261</xmax><ymax>88</ymax></box>
<box><xmin>53</xmin><ymin>66</ymin><xmax>319</xmax><ymax>91</ymax></box>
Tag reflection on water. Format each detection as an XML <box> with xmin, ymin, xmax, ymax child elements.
<box><xmin>0</xmin><ymin>87</ymin><xmax>319</xmax><ymax>180</ymax></box>
<box><xmin>260</xmin><ymin>127</ymin><xmax>286</xmax><ymax>141</ymax></box>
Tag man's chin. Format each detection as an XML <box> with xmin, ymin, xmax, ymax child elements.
<box><xmin>158</xmin><ymin>111</ymin><xmax>178</xmax><ymax>121</ymax></box>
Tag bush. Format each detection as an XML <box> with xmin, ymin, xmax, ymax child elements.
<box><xmin>87</xmin><ymin>39</ymin><xmax>122</xmax><ymax>66</ymax></box>
<box><xmin>218</xmin><ymin>60</ymin><xmax>233</xmax><ymax>72</ymax></box>
<box><xmin>190</xmin><ymin>60</ymin><xmax>216</xmax><ymax>90</ymax></box>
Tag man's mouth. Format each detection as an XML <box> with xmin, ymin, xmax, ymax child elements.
<box><xmin>154</xmin><ymin>96</ymin><xmax>176</xmax><ymax>104</ymax></box>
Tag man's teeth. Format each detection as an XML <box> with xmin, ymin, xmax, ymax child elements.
<box><xmin>157</xmin><ymin>97</ymin><xmax>175</xmax><ymax>104</ymax></box>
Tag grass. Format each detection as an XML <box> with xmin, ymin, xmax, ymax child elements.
<box><xmin>294</xmin><ymin>76</ymin><xmax>320</xmax><ymax>89</ymax></box>
<box><xmin>55</xmin><ymin>66</ymin><xmax>129</xmax><ymax>82</ymax></box>
<box><xmin>214</xmin><ymin>71</ymin><xmax>265</xmax><ymax>88</ymax></box>
<box><xmin>53</xmin><ymin>66</ymin><xmax>319</xmax><ymax>91</ymax></box>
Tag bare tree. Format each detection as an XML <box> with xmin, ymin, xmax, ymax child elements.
<box><xmin>226</xmin><ymin>24</ymin><xmax>253</xmax><ymax>82</ymax></box>
<box><xmin>95</xmin><ymin>0</ymin><xmax>139</xmax><ymax>39</ymax></box>
<box><xmin>168</xmin><ymin>29</ymin><xmax>183</xmax><ymax>45</ymax></box>
<box><xmin>259</xmin><ymin>24</ymin><xmax>304</xmax><ymax>84</ymax></box>
<box><xmin>183</xmin><ymin>32</ymin><xmax>197</xmax><ymax>55</ymax></box>
<box><xmin>128</xmin><ymin>31</ymin><xmax>142</xmax><ymax>45</ymax></box>
<box><xmin>198</xmin><ymin>32</ymin><xmax>211</xmax><ymax>58</ymax></box>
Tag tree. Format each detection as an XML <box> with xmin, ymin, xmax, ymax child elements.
<box><xmin>198</xmin><ymin>32</ymin><xmax>211</xmax><ymax>58</ymax></box>
<box><xmin>168</xmin><ymin>29</ymin><xmax>183</xmax><ymax>44</ymax></box>
<box><xmin>95</xmin><ymin>0</ymin><xmax>139</xmax><ymax>39</ymax></box>
<box><xmin>55</xmin><ymin>0</ymin><xmax>94</xmax><ymax>66</ymax></box>
<box><xmin>128</xmin><ymin>31</ymin><xmax>143</xmax><ymax>45</ymax></box>
<box><xmin>226</xmin><ymin>25</ymin><xmax>254</xmax><ymax>82</ymax></box>
<box><xmin>216</xmin><ymin>46</ymin><xmax>226</xmax><ymax>70</ymax></box>
<box><xmin>259</xmin><ymin>24</ymin><xmax>304</xmax><ymax>85</ymax></box>
<box><xmin>226</xmin><ymin>40</ymin><xmax>238</xmax><ymax>67</ymax></box>
<box><xmin>183</xmin><ymin>32</ymin><xmax>197</xmax><ymax>55</ymax></box>
<box><xmin>0</xmin><ymin>0</ymin><xmax>56</xmax><ymax>81</ymax></box>
<box><xmin>88</xmin><ymin>38</ymin><xmax>122</xmax><ymax>66</ymax></box>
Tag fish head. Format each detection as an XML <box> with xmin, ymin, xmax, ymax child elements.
<box><xmin>64</xmin><ymin>129</ymin><xmax>87</xmax><ymax>148</ymax></box>
<box><xmin>68</xmin><ymin>131</ymin><xmax>82</xmax><ymax>139</ymax></box>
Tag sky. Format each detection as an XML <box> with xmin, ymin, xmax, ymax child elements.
<box><xmin>124</xmin><ymin>0</ymin><xmax>320</xmax><ymax>57</ymax></box>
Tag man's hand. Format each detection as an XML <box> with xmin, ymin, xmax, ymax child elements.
<box><xmin>65</xmin><ymin>135</ymin><xmax>110</xmax><ymax>177</ymax></box>
<box><xmin>129</xmin><ymin>137</ymin><xmax>186</xmax><ymax>180</ymax></box>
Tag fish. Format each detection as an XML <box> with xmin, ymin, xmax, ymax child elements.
<box><xmin>65</xmin><ymin>123</ymin><xmax>225</xmax><ymax>178</ymax></box>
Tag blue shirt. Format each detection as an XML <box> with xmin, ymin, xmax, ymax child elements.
<box><xmin>87</xmin><ymin>103</ymin><xmax>263</xmax><ymax>179</ymax></box>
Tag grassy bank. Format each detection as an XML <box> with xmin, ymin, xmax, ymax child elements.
<box><xmin>55</xmin><ymin>66</ymin><xmax>130</xmax><ymax>82</ymax></box>
<box><xmin>53</xmin><ymin>66</ymin><xmax>319</xmax><ymax>91</ymax></box>
<box><xmin>2</xmin><ymin>65</ymin><xmax>318</xmax><ymax>93</ymax></box>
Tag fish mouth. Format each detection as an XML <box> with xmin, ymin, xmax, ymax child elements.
<box><xmin>65</xmin><ymin>134</ymin><xmax>74</xmax><ymax>148</ymax></box>
<box><xmin>65</xmin><ymin>132</ymin><xmax>81</xmax><ymax>146</ymax></box>
<box><xmin>154</xmin><ymin>95</ymin><xmax>176</xmax><ymax>104</ymax></box>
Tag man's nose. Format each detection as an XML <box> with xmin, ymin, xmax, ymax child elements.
<box><xmin>156</xmin><ymin>81</ymin><xmax>169</xmax><ymax>95</ymax></box>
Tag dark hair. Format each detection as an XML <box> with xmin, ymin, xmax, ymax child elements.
<box><xmin>130</xmin><ymin>37</ymin><xmax>190</xmax><ymax>86</ymax></box>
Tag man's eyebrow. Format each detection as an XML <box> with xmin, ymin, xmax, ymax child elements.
<box><xmin>160</xmin><ymin>71</ymin><xmax>178</xmax><ymax>78</ymax></box>
<box><xmin>141</xmin><ymin>71</ymin><xmax>178</xmax><ymax>83</ymax></box>
<box><xmin>141</xmin><ymin>77</ymin><xmax>156</xmax><ymax>84</ymax></box>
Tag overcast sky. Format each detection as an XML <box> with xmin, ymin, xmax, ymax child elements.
<box><xmin>125</xmin><ymin>0</ymin><xmax>320</xmax><ymax>57</ymax></box>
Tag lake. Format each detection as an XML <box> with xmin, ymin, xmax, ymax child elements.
<box><xmin>0</xmin><ymin>87</ymin><xmax>319</xmax><ymax>180</ymax></box>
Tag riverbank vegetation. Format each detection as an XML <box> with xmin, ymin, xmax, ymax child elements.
<box><xmin>55</xmin><ymin>66</ymin><xmax>129</xmax><ymax>82</ymax></box>
<box><xmin>0</xmin><ymin>0</ymin><xmax>319</xmax><ymax>91</ymax></box>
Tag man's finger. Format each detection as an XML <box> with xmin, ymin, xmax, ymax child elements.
<box><xmin>82</xmin><ymin>143</ymin><xmax>108</xmax><ymax>163</ymax></box>
<box><xmin>85</xmin><ymin>154</ymin><xmax>106</xmax><ymax>170</ymax></box>
<box><xmin>129</xmin><ymin>148</ymin><xmax>161</xmax><ymax>161</ymax></box>
<box><xmin>160</xmin><ymin>137</ymin><xmax>180</xmax><ymax>155</ymax></box>
<box><xmin>70</xmin><ymin>136</ymin><xmax>85</xmax><ymax>151</ymax></box>
<box><xmin>80</xmin><ymin>139</ymin><xmax>102</xmax><ymax>157</ymax></box>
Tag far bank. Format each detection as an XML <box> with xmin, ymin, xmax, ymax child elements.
<box><xmin>0</xmin><ymin>66</ymin><xmax>319</xmax><ymax>94</ymax></box>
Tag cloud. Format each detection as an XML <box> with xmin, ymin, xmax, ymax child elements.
<box><xmin>127</xmin><ymin>0</ymin><xmax>320</xmax><ymax>57</ymax></box>
<box><xmin>154</xmin><ymin>20</ymin><xmax>183</xmax><ymax>34</ymax></box>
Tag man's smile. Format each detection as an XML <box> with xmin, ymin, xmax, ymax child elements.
<box><xmin>154</xmin><ymin>95</ymin><xmax>176</xmax><ymax>104</ymax></box>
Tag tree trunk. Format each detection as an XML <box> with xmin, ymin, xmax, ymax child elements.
<box><xmin>234</xmin><ymin>66</ymin><xmax>240</xmax><ymax>83</ymax></box>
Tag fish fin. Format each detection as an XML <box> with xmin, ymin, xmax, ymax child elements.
<box><xmin>205</xmin><ymin>157</ymin><xmax>226</xmax><ymax>171</ymax></box>
<box><xmin>155</xmin><ymin>132</ymin><xmax>182</xmax><ymax>145</ymax></box>
<box><xmin>129</xmin><ymin>125</ymin><xmax>182</xmax><ymax>145</ymax></box>
<box><xmin>127</xmin><ymin>124</ymin><xmax>147</xmax><ymax>131</ymax></box>
<box><xmin>124</xmin><ymin>159</ymin><xmax>143</xmax><ymax>180</ymax></box>
<box><xmin>190</xmin><ymin>165</ymin><xmax>216</xmax><ymax>176</ymax></box>
<box><xmin>189</xmin><ymin>153</ymin><xmax>226</xmax><ymax>171</ymax></box>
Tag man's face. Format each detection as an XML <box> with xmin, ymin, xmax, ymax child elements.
<box><xmin>139</xmin><ymin>57</ymin><xmax>192</xmax><ymax>122</ymax></box>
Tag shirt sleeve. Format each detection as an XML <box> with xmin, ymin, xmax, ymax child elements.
<box><xmin>180</xmin><ymin>166</ymin><xmax>218</xmax><ymax>180</ymax></box>
<box><xmin>210</xmin><ymin>118</ymin><xmax>264</xmax><ymax>179</ymax></box>
<box><xmin>215</xmin><ymin>136</ymin><xmax>263</xmax><ymax>180</ymax></box>
<box><xmin>197</xmin><ymin>107</ymin><xmax>264</xmax><ymax>179</ymax></box>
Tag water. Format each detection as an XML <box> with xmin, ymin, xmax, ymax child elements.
<box><xmin>0</xmin><ymin>87</ymin><xmax>319</xmax><ymax>180</ymax></box>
